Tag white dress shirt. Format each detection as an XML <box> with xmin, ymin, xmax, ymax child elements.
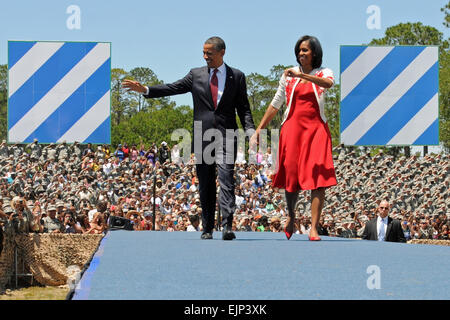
<box><xmin>377</xmin><ymin>216</ymin><xmax>388</xmax><ymax>241</ymax></box>
<box><xmin>143</xmin><ymin>63</ymin><xmax>227</xmax><ymax>105</ymax></box>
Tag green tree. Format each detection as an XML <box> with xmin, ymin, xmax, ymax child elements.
<box><xmin>440</xmin><ymin>44</ymin><xmax>450</xmax><ymax>152</ymax></box>
<box><xmin>111</xmin><ymin>104</ymin><xmax>193</xmax><ymax>149</ymax></box>
<box><xmin>269</xmin><ymin>64</ymin><xmax>291</xmax><ymax>81</ymax></box>
<box><xmin>441</xmin><ymin>1</ymin><xmax>450</xmax><ymax>152</ymax></box>
<box><xmin>245</xmin><ymin>64</ymin><xmax>292</xmax><ymax>130</ymax></box>
<box><xmin>324</xmin><ymin>83</ymin><xmax>340</xmax><ymax>146</ymax></box>
<box><xmin>111</xmin><ymin>68</ymin><xmax>128</xmax><ymax>126</ymax></box>
<box><xmin>246</xmin><ymin>72</ymin><xmax>274</xmax><ymax>112</ymax></box>
<box><xmin>111</xmin><ymin>66</ymin><xmax>183</xmax><ymax>149</ymax></box>
<box><xmin>126</xmin><ymin>67</ymin><xmax>175</xmax><ymax>114</ymax></box>
<box><xmin>442</xmin><ymin>1</ymin><xmax>450</xmax><ymax>28</ymax></box>
<box><xmin>369</xmin><ymin>22</ymin><xmax>448</xmax><ymax>49</ymax></box>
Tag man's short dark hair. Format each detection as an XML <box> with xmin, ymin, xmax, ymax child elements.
<box><xmin>205</xmin><ymin>36</ymin><xmax>226</xmax><ymax>51</ymax></box>
<box><xmin>294</xmin><ymin>35</ymin><xmax>323</xmax><ymax>69</ymax></box>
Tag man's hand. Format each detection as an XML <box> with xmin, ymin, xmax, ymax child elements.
<box><xmin>122</xmin><ymin>79</ymin><xmax>147</xmax><ymax>94</ymax></box>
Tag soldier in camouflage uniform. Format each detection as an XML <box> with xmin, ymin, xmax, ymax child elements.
<box><xmin>70</xmin><ymin>141</ymin><xmax>83</xmax><ymax>160</ymax></box>
<box><xmin>339</xmin><ymin>219</ymin><xmax>358</xmax><ymax>238</ymax></box>
<box><xmin>57</xmin><ymin>141</ymin><xmax>69</xmax><ymax>162</ymax></box>
<box><xmin>41</xmin><ymin>205</ymin><xmax>64</xmax><ymax>233</ymax></box>
<box><xmin>27</xmin><ymin>139</ymin><xmax>42</xmax><ymax>162</ymax></box>
<box><xmin>46</xmin><ymin>143</ymin><xmax>57</xmax><ymax>161</ymax></box>
<box><xmin>11</xmin><ymin>144</ymin><xmax>24</xmax><ymax>159</ymax></box>
<box><xmin>9</xmin><ymin>197</ymin><xmax>35</xmax><ymax>234</ymax></box>
<box><xmin>0</xmin><ymin>205</ymin><xmax>18</xmax><ymax>252</ymax></box>
<box><xmin>0</xmin><ymin>140</ymin><xmax>8</xmax><ymax>158</ymax></box>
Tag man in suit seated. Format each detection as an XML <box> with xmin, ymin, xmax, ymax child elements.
<box><xmin>362</xmin><ymin>200</ymin><xmax>406</xmax><ymax>243</ymax></box>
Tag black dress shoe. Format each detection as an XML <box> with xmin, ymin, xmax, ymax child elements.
<box><xmin>222</xmin><ymin>227</ymin><xmax>236</xmax><ymax>240</ymax></box>
<box><xmin>201</xmin><ymin>232</ymin><xmax>213</xmax><ymax>240</ymax></box>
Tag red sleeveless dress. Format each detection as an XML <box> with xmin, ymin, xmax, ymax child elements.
<box><xmin>272</xmin><ymin>81</ymin><xmax>337</xmax><ymax>192</ymax></box>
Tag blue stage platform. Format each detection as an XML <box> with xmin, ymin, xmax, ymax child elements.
<box><xmin>71</xmin><ymin>230</ymin><xmax>450</xmax><ymax>300</ymax></box>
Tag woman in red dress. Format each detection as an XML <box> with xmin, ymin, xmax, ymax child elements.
<box><xmin>251</xmin><ymin>35</ymin><xmax>337</xmax><ymax>241</ymax></box>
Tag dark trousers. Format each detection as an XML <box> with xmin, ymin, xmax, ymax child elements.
<box><xmin>196</xmin><ymin>161</ymin><xmax>236</xmax><ymax>232</ymax></box>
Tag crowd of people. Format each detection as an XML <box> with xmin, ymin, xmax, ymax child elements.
<box><xmin>0</xmin><ymin>139</ymin><xmax>449</xmax><ymax>244</ymax></box>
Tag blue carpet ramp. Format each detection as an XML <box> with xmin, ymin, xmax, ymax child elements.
<box><xmin>71</xmin><ymin>231</ymin><xmax>450</xmax><ymax>300</ymax></box>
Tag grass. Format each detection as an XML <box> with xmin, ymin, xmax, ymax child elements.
<box><xmin>0</xmin><ymin>285</ymin><xmax>70</xmax><ymax>300</ymax></box>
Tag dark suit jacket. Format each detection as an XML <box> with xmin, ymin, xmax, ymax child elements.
<box><xmin>362</xmin><ymin>217</ymin><xmax>406</xmax><ymax>243</ymax></box>
<box><xmin>143</xmin><ymin>64</ymin><xmax>255</xmax><ymax>154</ymax></box>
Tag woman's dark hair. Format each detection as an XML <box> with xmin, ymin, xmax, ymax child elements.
<box><xmin>294</xmin><ymin>35</ymin><xmax>323</xmax><ymax>69</ymax></box>
<box><xmin>77</xmin><ymin>214</ymin><xmax>89</xmax><ymax>229</ymax></box>
<box><xmin>96</xmin><ymin>201</ymin><xmax>107</xmax><ymax>213</ymax></box>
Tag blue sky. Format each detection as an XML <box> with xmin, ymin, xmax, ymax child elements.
<box><xmin>1</xmin><ymin>0</ymin><xmax>448</xmax><ymax>109</ymax></box>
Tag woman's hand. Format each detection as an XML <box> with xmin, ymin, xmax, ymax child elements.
<box><xmin>284</xmin><ymin>67</ymin><xmax>333</xmax><ymax>88</ymax></box>
<box><xmin>284</xmin><ymin>68</ymin><xmax>303</xmax><ymax>78</ymax></box>
<box><xmin>249</xmin><ymin>129</ymin><xmax>260</xmax><ymax>151</ymax></box>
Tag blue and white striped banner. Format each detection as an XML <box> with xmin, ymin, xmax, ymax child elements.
<box><xmin>8</xmin><ymin>41</ymin><xmax>111</xmax><ymax>144</ymax></box>
<box><xmin>340</xmin><ymin>46</ymin><xmax>439</xmax><ymax>146</ymax></box>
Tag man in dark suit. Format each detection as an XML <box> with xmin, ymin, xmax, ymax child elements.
<box><xmin>362</xmin><ymin>200</ymin><xmax>406</xmax><ymax>243</ymax></box>
<box><xmin>122</xmin><ymin>36</ymin><xmax>255</xmax><ymax>240</ymax></box>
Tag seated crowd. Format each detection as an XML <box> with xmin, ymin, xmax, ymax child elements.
<box><xmin>0</xmin><ymin>140</ymin><xmax>448</xmax><ymax>242</ymax></box>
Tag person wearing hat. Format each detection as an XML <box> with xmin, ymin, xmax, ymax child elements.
<box><xmin>362</xmin><ymin>200</ymin><xmax>406</xmax><ymax>243</ymax></box>
<box><xmin>417</xmin><ymin>219</ymin><xmax>433</xmax><ymax>240</ymax></box>
<box><xmin>140</xmin><ymin>209</ymin><xmax>153</xmax><ymax>231</ymax></box>
<box><xmin>11</xmin><ymin>144</ymin><xmax>24</xmax><ymax>159</ymax></box>
<box><xmin>42</xmin><ymin>205</ymin><xmax>64</xmax><ymax>233</ymax></box>
<box><xmin>69</xmin><ymin>141</ymin><xmax>82</xmax><ymax>159</ymax></box>
<box><xmin>45</xmin><ymin>143</ymin><xmax>57</xmax><ymax>160</ymax></box>
<box><xmin>158</xmin><ymin>142</ymin><xmax>170</xmax><ymax>164</ymax></box>
<box><xmin>26</xmin><ymin>139</ymin><xmax>41</xmax><ymax>161</ymax></box>
<box><xmin>339</xmin><ymin>218</ymin><xmax>357</xmax><ymax>238</ymax></box>
<box><xmin>55</xmin><ymin>141</ymin><xmax>66</xmax><ymax>161</ymax></box>
<box><xmin>0</xmin><ymin>140</ymin><xmax>8</xmax><ymax>158</ymax></box>
<box><xmin>8</xmin><ymin>196</ymin><xmax>35</xmax><ymax>233</ymax></box>
<box><xmin>269</xmin><ymin>217</ymin><xmax>282</xmax><ymax>232</ymax></box>
<box><xmin>237</xmin><ymin>215</ymin><xmax>252</xmax><ymax>232</ymax></box>
<box><xmin>56</xmin><ymin>201</ymin><xmax>65</xmax><ymax>219</ymax></box>
<box><xmin>95</xmin><ymin>145</ymin><xmax>106</xmax><ymax>160</ymax></box>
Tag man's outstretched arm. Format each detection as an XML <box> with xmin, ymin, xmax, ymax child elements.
<box><xmin>122</xmin><ymin>71</ymin><xmax>193</xmax><ymax>98</ymax></box>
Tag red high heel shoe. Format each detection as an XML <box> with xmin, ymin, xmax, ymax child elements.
<box><xmin>308</xmin><ymin>236</ymin><xmax>321</xmax><ymax>241</ymax></box>
<box><xmin>284</xmin><ymin>228</ymin><xmax>293</xmax><ymax>240</ymax></box>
